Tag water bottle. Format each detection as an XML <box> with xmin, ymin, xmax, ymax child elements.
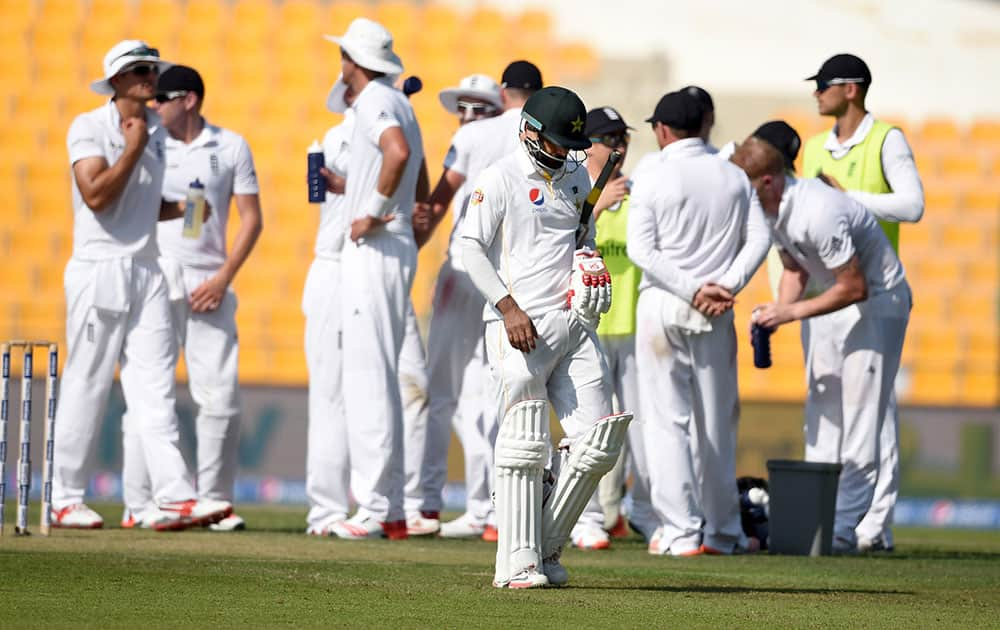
<box><xmin>307</xmin><ymin>140</ymin><xmax>325</xmax><ymax>203</ymax></box>
<box><xmin>181</xmin><ymin>178</ymin><xmax>205</xmax><ymax>239</ymax></box>
<box><xmin>751</xmin><ymin>323</ymin><xmax>773</xmax><ymax>369</ymax></box>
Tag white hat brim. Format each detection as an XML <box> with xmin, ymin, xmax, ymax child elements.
<box><xmin>326</xmin><ymin>77</ymin><xmax>348</xmax><ymax>113</ymax></box>
<box><xmin>322</xmin><ymin>34</ymin><xmax>403</xmax><ymax>76</ymax></box>
<box><xmin>438</xmin><ymin>87</ymin><xmax>503</xmax><ymax>114</ymax></box>
<box><xmin>89</xmin><ymin>57</ymin><xmax>172</xmax><ymax>95</ymax></box>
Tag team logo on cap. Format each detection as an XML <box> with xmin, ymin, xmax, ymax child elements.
<box><xmin>528</xmin><ymin>188</ymin><xmax>544</xmax><ymax>206</ymax></box>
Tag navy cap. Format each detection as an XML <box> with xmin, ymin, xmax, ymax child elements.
<box><xmin>805</xmin><ymin>53</ymin><xmax>872</xmax><ymax>86</ymax></box>
<box><xmin>753</xmin><ymin>121</ymin><xmax>801</xmax><ymax>171</ymax></box>
<box><xmin>645</xmin><ymin>90</ymin><xmax>703</xmax><ymax>132</ymax></box>
<box><xmin>585</xmin><ymin>106</ymin><xmax>632</xmax><ymax>136</ymax></box>
<box><xmin>501</xmin><ymin>60</ymin><xmax>543</xmax><ymax>90</ymax></box>
<box><xmin>157</xmin><ymin>64</ymin><xmax>204</xmax><ymax>98</ymax></box>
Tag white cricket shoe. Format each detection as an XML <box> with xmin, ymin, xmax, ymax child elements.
<box><xmin>571</xmin><ymin>524</ymin><xmax>611</xmax><ymax>550</ymax></box>
<box><xmin>406</xmin><ymin>511</ymin><xmax>440</xmax><ymax>536</ymax></box>
<box><xmin>209</xmin><ymin>514</ymin><xmax>246</xmax><ymax>532</ymax></box>
<box><xmin>332</xmin><ymin>514</ymin><xmax>408</xmax><ymax>540</ymax></box>
<box><xmin>494</xmin><ymin>568</ymin><xmax>549</xmax><ymax>589</ymax></box>
<box><xmin>52</xmin><ymin>504</ymin><xmax>104</xmax><ymax>529</ymax></box>
<box><xmin>306</xmin><ymin>516</ymin><xmax>346</xmax><ymax>536</ymax></box>
<box><xmin>438</xmin><ymin>512</ymin><xmax>487</xmax><ymax>538</ymax></box>
<box><xmin>647</xmin><ymin>527</ymin><xmax>703</xmax><ymax>556</ymax></box>
<box><xmin>139</xmin><ymin>508</ymin><xmax>190</xmax><ymax>532</ymax></box>
<box><xmin>543</xmin><ymin>551</ymin><xmax>569</xmax><ymax>587</ymax></box>
<box><xmin>158</xmin><ymin>499</ymin><xmax>233</xmax><ymax>529</ymax></box>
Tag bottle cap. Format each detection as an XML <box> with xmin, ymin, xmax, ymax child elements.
<box><xmin>190</xmin><ymin>178</ymin><xmax>204</xmax><ymax>189</ymax></box>
<box><xmin>308</xmin><ymin>140</ymin><xmax>322</xmax><ymax>153</ymax></box>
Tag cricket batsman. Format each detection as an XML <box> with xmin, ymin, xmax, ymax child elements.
<box><xmin>461</xmin><ymin>86</ymin><xmax>632</xmax><ymax>588</ymax></box>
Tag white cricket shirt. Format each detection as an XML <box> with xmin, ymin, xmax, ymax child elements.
<box><xmin>343</xmin><ymin>79</ymin><xmax>424</xmax><ymax>236</ymax></box>
<box><xmin>67</xmin><ymin>101</ymin><xmax>168</xmax><ymax>261</ymax></box>
<box><xmin>628</xmin><ymin>138</ymin><xmax>769</xmax><ymax>303</ymax></box>
<box><xmin>770</xmin><ymin>176</ymin><xmax>905</xmax><ymax>295</ymax></box>
<box><xmin>314</xmin><ymin>111</ymin><xmax>355</xmax><ymax>259</ymax></box>
<box><xmin>461</xmin><ymin>148</ymin><xmax>592</xmax><ymax>321</ymax></box>
<box><xmin>821</xmin><ymin>113</ymin><xmax>924</xmax><ymax>223</ymax></box>
<box><xmin>442</xmin><ymin>107</ymin><xmax>523</xmax><ymax>266</ymax></box>
<box><xmin>156</xmin><ymin>120</ymin><xmax>259</xmax><ymax>270</ymax></box>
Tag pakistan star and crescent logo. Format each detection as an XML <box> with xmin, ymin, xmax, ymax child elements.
<box><xmin>570</xmin><ymin>116</ymin><xmax>584</xmax><ymax>133</ymax></box>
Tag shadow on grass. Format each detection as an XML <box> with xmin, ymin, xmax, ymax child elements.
<box><xmin>575</xmin><ymin>585</ymin><xmax>916</xmax><ymax>596</ymax></box>
<box><xmin>872</xmin><ymin>550</ymin><xmax>1000</xmax><ymax>561</ymax></box>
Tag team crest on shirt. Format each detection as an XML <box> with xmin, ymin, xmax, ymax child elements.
<box><xmin>528</xmin><ymin>188</ymin><xmax>544</xmax><ymax>207</ymax></box>
<box><xmin>471</xmin><ymin>189</ymin><xmax>484</xmax><ymax>205</ymax></box>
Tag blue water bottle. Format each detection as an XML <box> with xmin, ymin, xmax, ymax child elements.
<box><xmin>751</xmin><ymin>323</ymin><xmax>773</xmax><ymax>369</ymax></box>
<box><xmin>307</xmin><ymin>140</ymin><xmax>325</xmax><ymax>203</ymax></box>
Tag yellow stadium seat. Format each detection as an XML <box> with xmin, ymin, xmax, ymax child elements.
<box><xmin>181</xmin><ymin>0</ymin><xmax>229</xmax><ymax>26</ymax></box>
<box><xmin>232</xmin><ymin>0</ymin><xmax>276</xmax><ymax>33</ymax></box>
<box><xmin>917</xmin><ymin>117</ymin><xmax>961</xmax><ymax>147</ymax></box>
<box><xmin>902</xmin><ymin>220</ymin><xmax>935</xmax><ymax>252</ymax></box>
<box><xmin>515</xmin><ymin>9</ymin><xmax>552</xmax><ymax>38</ymax></box>
<box><xmin>881</xmin><ymin>115</ymin><xmax>914</xmax><ymax>139</ymax></box>
<box><xmin>922</xmin><ymin>184</ymin><xmax>961</xmax><ymax>213</ymax></box>
<box><xmin>907</xmin><ymin>367</ymin><xmax>960</xmax><ymax>403</ymax></box>
<box><xmin>911</xmin><ymin>257</ymin><xmax>962</xmax><ymax>289</ymax></box>
<box><xmin>968</xmin><ymin>119</ymin><xmax>1000</xmax><ymax>148</ymax></box>
<box><xmin>966</xmin><ymin>259</ymin><xmax>999</xmax><ymax>286</ymax></box>
<box><xmin>962</xmin><ymin>188</ymin><xmax>1000</xmax><ymax>217</ymax></box>
<box><xmin>961</xmin><ymin>369</ymin><xmax>998</xmax><ymax>406</ymax></box>
<box><xmin>556</xmin><ymin>42</ymin><xmax>599</xmax><ymax>81</ymax></box>
<box><xmin>374</xmin><ymin>1</ymin><xmax>420</xmax><ymax>51</ymax></box>
<box><xmin>940</xmin><ymin>224</ymin><xmax>985</xmax><ymax>251</ymax></box>
<box><xmin>938</xmin><ymin>154</ymin><xmax>982</xmax><ymax>182</ymax></box>
<box><xmin>135</xmin><ymin>0</ymin><xmax>181</xmax><ymax>29</ymax></box>
<box><xmin>327</xmin><ymin>1</ymin><xmax>370</xmax><ymax>36</ymax></box>
<box><xmin>36</xmin><ymin>0</ymin><xmax>86</xmax><ymax>24</ymax></box>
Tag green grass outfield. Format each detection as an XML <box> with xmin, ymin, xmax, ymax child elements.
<box><xmin>1</xmin><ymin>504</ymin><xmax>998</xmax><ymax>629</ymax></box>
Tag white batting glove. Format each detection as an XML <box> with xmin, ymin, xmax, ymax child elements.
<box><xmin>568</xmin><ymin>248</ymin><xmax>612</xmax><ymax>329</ymax></box>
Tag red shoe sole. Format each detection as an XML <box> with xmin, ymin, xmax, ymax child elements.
<box><xmin>481</xmin><ymin>526</ymin><xmax>498</xmax><ymax>542</ymax></box>
<box><xmin>382</xmin><ymin>520</ymin><xmax>409</xmax><ymax>540</ymax></box>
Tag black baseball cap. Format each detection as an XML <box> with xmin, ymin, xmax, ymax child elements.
<box><xmin>522</xmin><ymin>86</ymin><xmax>590</xmax><ymax>150</ymax></box>
<box><xmin>645</xmin><ymin>90</ymin><xmax>703</xmax><ymax>132</ymax></box>
<box><xmin>805</xmin><ymin>53</ymin><xmax>871</xmax><ymax>88</ymax></box>
<box><xmin>584</xmin><ymin>106</ymin><xmax>633</xmax><ymax>136</ymax></box>
<box><xmin>157</xmin><ymin>64</ymin><xmax>205</xmax><ymax>98</ymax></box>
<box><xmin>682</xmin><ymin>85</ymin><xmax>714</xmax><ymax>113</ymax></box>
<box><xmin>752</xmin><ymin>121</ymin><xmax>801</xmax><ymax>171</ymax></box>
<box><xmin>501</xmin><ymin>60</ymin><xmax>543</xmax><ymax>90</ymax></box>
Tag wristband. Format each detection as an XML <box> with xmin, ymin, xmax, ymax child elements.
<box><xmin>363</xmin><ymin>191</ymin><xmax>393</xmax><ymax>219</ymax></box>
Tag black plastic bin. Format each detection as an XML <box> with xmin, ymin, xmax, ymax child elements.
<box><xmin>766</xmin><ymin>459</ymin><xmax>843</xmax><ymax>556</ymax></box>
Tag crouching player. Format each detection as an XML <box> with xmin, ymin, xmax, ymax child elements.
<box><xmin>461</xmin><ymin>86</ymin><xmax>631</xmax><ymax>588</ymax></box>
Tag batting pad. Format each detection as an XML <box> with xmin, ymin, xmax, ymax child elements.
<box><xmin>541</xmin><ymin>413</ymin><xmax>632</xmax><ymax>557</ymax></box>
<box><xmin>494</xmin><ymin>400</ymin><xmax>550</xmax><ymax>586</ymax></box>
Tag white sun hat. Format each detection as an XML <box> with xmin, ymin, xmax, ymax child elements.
<box><xmin>438</xmin><ymin>74</ymin><xmax>502</xmax><ymax>113</ymax></box>
<box><xmin>90</xmin><ymin>39</ymin><xmax>171</xmax><ymax>95</ymax></box>
<box><xmin>323</xmin><ymin>18</ymin><xmax>403</xmax><ymax>76</ymax></box>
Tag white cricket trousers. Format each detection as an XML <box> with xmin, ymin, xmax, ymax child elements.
<box><xmin>122</xmin><ymin>260</ymin><xmax>241</xmax><ymax>512</ymax></box>
<box><xmin>303</xmin><ymin>256</ymin><xmax>350</xmax><ymax>529</ymax></box>
<box><xmin>52</xmin><ymin>257</ymin><xmax>195</xmax><ymax>510</ymax></box>
<box><xmin>420</xmin><ymin>257</ymin><xmax>495</xmax><ymax>520</ymax></box>
<box><xmin>341</xmin><ymin>230</ymin><xmax>416</xmax><ymax>523</ymax></box>
<box><xmin>400</xmin><ymin>300</ymin><xmax>432</xmax><ymax>516</ymax></box>
<box><xmin>801</xmin><ymin>282</ymin><xmax>910</xmax><ymax>548</ymax></box>
<box><xmin>636</xmin><ymin>289</ymin><xmax>743</xmax><ymax>553</ymax></box>
<box><xmin>598</xmin><ymin>334</ymin><xmax>654</xmax><ymax>531</ymax></box>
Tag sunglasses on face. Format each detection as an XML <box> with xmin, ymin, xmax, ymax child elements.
<box><xmin>114</xmin><ymin>46</ymin><xmax>160</xmax><ymax>63</ymax></box>
<box><xmin>815</xmin><ymin>77</ymin><xmax>865</xmax><ymax>93</ymax></box>
<box><xmin>155</xmin><ymin>90</ymin><xmax>188</xmax><ymax>103</ymax></box>
<box><xmin>589</xmin><ymin>133</ymin><xmax>630</xmax><ymax>149</ymax></box>
<box><xmin>124</xmin><ymin>63</ymin><xmax>159</xmax><ymax>77</ymax></box>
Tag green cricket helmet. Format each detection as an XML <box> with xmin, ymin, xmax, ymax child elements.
<box><xmin>520</xmin><ymin>86</ymin><xmax>590</xmax><ymax>178</ymax></box>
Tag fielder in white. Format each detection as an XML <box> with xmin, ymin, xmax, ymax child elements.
<box><xmin>732</xmin><ymin>131</ymin><xmax>911</xmax><ymax>553</ymax></box>
<box><xmin>121</xmin><ymin>65</ymin><xmax>262</xmax><ymax>532</ymax></box>
<box><xmin>801</xmin><ymin>54</ymin><xmax>924</xmax><ymax>552</ymax></box>
<box><xmin>320</xmin><ymin>18</ymin><xmax>426</xmax><ymax>540</ymax></box>
<box><xmin>629</xmin><ymin>91</ymin><xmax>769</xmax><ymax>556</ymax></box>
<box><xmin>54</xmin><ymin>40</ymin><xmax>231</xmax><ymax>531</ymax></box>
<box><xmin>462</xmin><ymin>86</ymin><xmax>631</xmax><ymax>589</ymax></box>
<box><xmin>413</xmin><ymin>62</ymin><xmax>544</xmax><ymax>540</ymax></box>
<box><xmin>580</xmin><ymin>106</ymin><xmax>659</xmax><ymax>546</ymax></box>
<box><xmin>305</xmin><ymin>72</ymin><xmax>430</xmax><ymax>538</ymax></box>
